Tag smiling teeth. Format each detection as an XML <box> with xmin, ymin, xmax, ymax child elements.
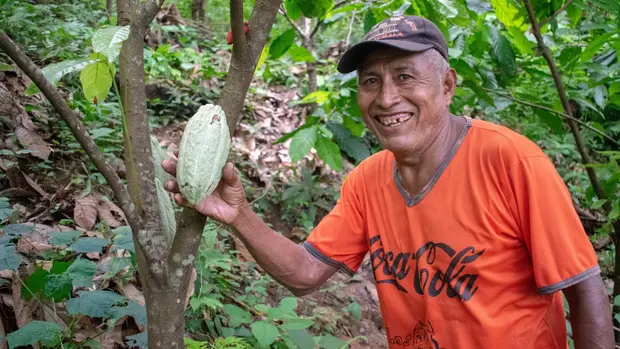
<box><xmin>377</xmin><ymin>113</ymin><xmax>412</xmax><ymax>127</ymax></box>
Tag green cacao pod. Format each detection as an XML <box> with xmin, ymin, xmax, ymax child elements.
<box><xmin>155</xmin><ymin>178</ymin><xmax>176</xmax><ymax>246</ymax></box>
<box><xmin>177</xmin><ymin>104</ymin><xmax>231</xmax><ymax>206</ymax></box>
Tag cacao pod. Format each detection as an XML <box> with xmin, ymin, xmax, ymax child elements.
<box><xmin>176</xmin><ymin>104</ymin><xmax>231</xmax><ymax>206</ymax></box>
<box><xmin>155</xmin><ymin>178</ymin><xmax>176</xmax><ymax>246</ymax></box>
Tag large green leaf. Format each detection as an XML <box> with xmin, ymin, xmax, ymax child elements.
<box><xmin>536</xmin><ymin>110</ymin><xmax>565</xmax><ymax>134</ymax></box>
<box><xmin>587</xmin><ymin>0</ymin><xmax>620</xmax><ymax>12</ymax></box>
<box><xmin>579</xmin><ymin>32</ymin><xmax>615</xmax><ymax>63</ymax></box>
<box><xmin>7</xmin><ymin>321</ymin><xmax>62</xmax><ymax>349</ymax></box>
<box><xmin>66</xmin><ymin>257</ymin><xmax>97</xmax><ymax>286</ymax></box>
<box><xmin>298</xmin><ymin>91</ymin><xmax>330</xmax><ymax>105</ymax></box>
<box><xmin>489</xmin><ymin>26</ymin><xmax>517</xmax><ymax>81</ymax></box>
<box><xmin>609</xmin><ymin>81</ymin><xmax>620</xmax><ymax>96</ymax></box>
<box><xmin>223</xmin><ymin>304</ymin><xmax>252</xmax><ymax>327</ymax></box>
<box><xmin>0</xmin><ymin>243</ymin><xmax>21</xmax><ymax>271</ymax></box>
<box><xmin>507</xmin><ymin>26</ymin><xmax>534</xmax><ymax>56</ymax></box>
<box><xmin>67</xmin><ymin>290</ymin><xmax>126</xmax><ymax>318</ymax></box>
<box><xmin>319</xmin><ymin>334</ymin><xmax>347</xmax><ymax>349</ymax></box>
<box><xmin>251</xmin><ymin>321</ymin><xmax>279</xmax><ymax>348</ymax></box>
<box><xmin>0</xmin><ymin>198</ymin><xmax>11</xmax><ymax>221</ymax></box>
<box><xmin>269</xmin><ymin>29</ymin><xmax>297</xmax><ymax>59</ymax></box>
<box><xmin>92</xmin><ymin>25</ymin><xmax>130</xmax><ymax>63</ymax></box>
<box><xmin>280</xmin><ymin>318</ymin><xmax>314</xmax><ymax>330</ymax></box>
<box><xmin>315</xmin><ymin>135</ymin><xmax>342</xmax><ymax>171</ymax></box>
<box><xmin>80</xmin><ymin>53</ymin><xmax>114</xmax><ymax>104</ymax></box>
<box><xmin>49</xmin><ymin>230</ymin><xmax>82</xmax><ymax>246</ymax></box>
<box><xmin>35</xmin><ymin>58</ymin><xmax>99</xmax><ymax>88</ymax></box>
<box><xmin>45</xmin><ymin>274</ymin><xmax>73</xmax><ymax>302</ymax></box>
<box><xmin>71</xmin><ymin>237</ymin><xmax>109</xmax><ymax>253</ymax></box>
<box><xmin>363</xmin><ymin>10</ymin><xmax>377</xmax><ymax>33</ymax></box>
<box><xmin>289</xmin><ymin>125</ymin><xmax>318</xmax><ymax>162</ymax></box>
<box><xmin>287</xmin><ymin>329</ymin><xmax>315</xmax><ymax>349</ymax></box>
<box><xmin>294</xmin><ymin>0</ymin><xmax>333</xmax><ymax>19</ymax></box>
<box><xmin>288</xmin><ymin>45</ymin><xmax>315</xmax><ymax>63</ymax></box>
<box><xmin>112</xmin><ymin>225</ymin><xmax>134</xmax><ymax>253</ymax></box>
<box><xmin>111</xmin><ymin>301</ymin><xmax>147</xmax><ymax>326</ymax></box>
<box><xmin>284</xmin><ymin>0</ymin><xmax>302</xmax><ymax>20</ymax></box>
<box><xmin>565</xmin><ymin>2</ymin><xmax>582</xmax><ymax>28</ymax></box>
<box><xmin>489</xmin><ymin>0</ymin><xmax>523</xmax><ymax>29</ymax></box>
<box><xmin>326</xmin><ymin>122</ymin><xmax>370</xmax><ymax>162</ymax></box>
<box><xmin>22</xmin><ymin>267</ymin><xmax>49</xmax><ymax>300</ymax></box>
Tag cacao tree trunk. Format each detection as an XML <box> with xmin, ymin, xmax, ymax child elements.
<box><xmin>107</xmin><ymin>0</ymin><xmax>113</xmax><ymax>14</ymax></box>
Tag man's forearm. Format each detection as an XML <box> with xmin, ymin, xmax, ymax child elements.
<box><xmin>565</xmin><ymin>276</ymin><xmax>614</xmax><ymax>349</ymax></box>
<box><xmin>229</xmin><ymin>204</ymin><xmax>336</xmax><ymax>295</ymax></box>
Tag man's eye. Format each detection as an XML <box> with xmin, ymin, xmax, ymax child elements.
<box><xmin>399</xmin><ymin>74</ymin><xmax>412</xmax><ymax>80</ymax></box>
<box><xmin>364</xmin><ymin>78</ymin><xmax>378</xmax><ymax>85</ymax></box>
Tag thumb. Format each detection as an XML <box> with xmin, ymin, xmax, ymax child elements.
<box><xmin>222</xmin><ymin>162</ymin><xmax>240</xmax><ymax>186</ymax></box>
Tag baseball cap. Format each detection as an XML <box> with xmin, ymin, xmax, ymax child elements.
<box><xmin>337</xmin><ymin>15</ymin><xmax>449</xmax><ymax>74</ymax></box>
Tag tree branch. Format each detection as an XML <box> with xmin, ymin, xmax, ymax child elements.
<box><xmin>522</xmin><ymin>0</ymin><xmax>606</xmax><ymax>202</ymax></box>
<box><xmin>0</xmin><ymin>32</ymin><xmax>142</xmax><ymax>236</ymax></box>
<box><xmin>484</xmin><ymin>88</ymin><xmax>620</xmax><ymax>147</ymax></box>
<box><xmin>118</xmin><ymin>0</ymin><xmax>168</xmax><ymax>282</ymax></box>
<box><xmin>279</xmin><ymin>7</ymin><xmax>308</xmax><ymax>40</ymax></box>
<box><xmin>141</xmin><ymin>0</ymin><xmax>164</xmax><ymax>27</ymax></box>
<box><xmin>309</xmin><ymin>0</ymin><xmax>349</xmax><ymax>38</ymax></box>
<box><xmin>540</xmin><ymin>0</ymin><xmax>573</xmax><ymax>27</ymax></box>
<box><xmin>168</xmin><ymin>0</ymin><xmax>282</xmax><ymax>282</ymax></box>
<box><xmin>230</xmin><ymin>0</ymin><xmax>247</xmax><ymax>51</ymax></box>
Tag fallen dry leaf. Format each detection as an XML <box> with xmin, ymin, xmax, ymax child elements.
<box><xmin>120</xmin><ymin>284</ymin><xmax>145</xmax><ymax>306</ymax></box>
<box><xmin>15</xmin><ymin>125</ymin><xmax>50</xmax><ymax>160</ymax></box>
<box><xmin>74</xmin><ymin>195</ymin><xmax>98</xmax><ymax>230</ymax></box>
<box><xmin>96</xmin><ymin>199</ymin><xmax>125</xmax><ymax>228</ymax></box>
<box><xmin>20</xmin><ymin>171</ymin><xmax>49</xmax><ymax>199</ymax></box>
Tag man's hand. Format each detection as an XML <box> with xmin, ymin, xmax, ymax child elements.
<box><xmin>161</xmin><ymin>150</ymin><xmax>247</xmax><ymax>225</ymax></box>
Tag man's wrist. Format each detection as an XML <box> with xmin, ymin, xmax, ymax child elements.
<box><xmin>230</xmin><ymin>201</ymin><xmax>252</xmax><ymax>231</ymax></box>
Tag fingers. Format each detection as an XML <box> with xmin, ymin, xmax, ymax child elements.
<box><xmin>164</xmin><ymin>180</ymin><xmax>179</xmax><ymax>193</ymax></box>
<box><xmin>222</xmin><ymin>162</ymin><xmax>240</xmax><ymax>186</ymax></box>
<box><xmin>173</xmin><ymin>193</ymin><xmax>190</xmax><ymax>207</ymax></box>
<box><xmin>161</xmin><ymin>158</ymin><xmax>177</xmax><ymax>176</ymax></box>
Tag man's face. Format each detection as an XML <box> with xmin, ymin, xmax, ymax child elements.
<box><xmin>356</xmin><ymin>48</ymin><xmax>454</xmax><ymax>155</ymax></box>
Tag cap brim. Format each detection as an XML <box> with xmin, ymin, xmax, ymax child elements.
<box><xmin>337</xmin><ymin>40</ymin><xmax>434</xmax><ymax>74</ymax></box>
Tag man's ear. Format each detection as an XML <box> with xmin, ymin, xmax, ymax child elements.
<box><xmin>443</xmin><ymin>68</ymin><xmax>457</xmax><ymax>104</ymax></box>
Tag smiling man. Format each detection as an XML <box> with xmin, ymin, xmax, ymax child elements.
<box><xmin>162</xmin><ymin>15</ymin><xmax>614</xmax><ymax>349</ymax></box>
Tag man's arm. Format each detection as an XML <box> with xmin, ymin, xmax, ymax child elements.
<box><xmin>563</xmin><ymin>274</ymin><xmax>614</xmax><ymax>349</ymax></box>
<box><xmin>231</xmin><ymin>204</ymin><xmax>338</xmax><ymax>296</ymax></box>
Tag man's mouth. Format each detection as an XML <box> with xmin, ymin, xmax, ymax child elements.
<box><xmin>375</xmin><ymin>113</ymin><xmax>413</xmax><ymax>127</ymax></box>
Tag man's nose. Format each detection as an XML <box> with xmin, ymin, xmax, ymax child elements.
<box><xmin>376</xmin><ymin>80</ymin><xmax>401</xmax><ymax>109</ymax></box>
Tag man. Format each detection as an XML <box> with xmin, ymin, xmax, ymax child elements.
<box><xmin>162</xmin><ymin>15</ymin><xmax>614</xmax><ymax>349</ymax></box>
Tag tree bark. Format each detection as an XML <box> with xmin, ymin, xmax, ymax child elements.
<box><xmin>192</xmin><ymin>0</ymin><xmax>206</xmax><ymax>20</ymax></box>
<box><xmin>106</xmin><ymin>0</ymin><xmax>113</xmax><ymax>14</ymax></box>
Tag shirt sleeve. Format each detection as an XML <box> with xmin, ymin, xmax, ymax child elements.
<box><xmin>303</xmin><ymin>170</ymin><xmax>368</xmax><ymax>276</ymax></box>
<box><xmin>507</xmin><ymin>155</ymin><xmax>600</xmax><ymax>295</ymax></box>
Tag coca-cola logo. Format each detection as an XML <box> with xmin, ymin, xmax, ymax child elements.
<box><xmin>369</xmin><ymin>235</ymin><xmax>485</xmax><ymax>301</ymax></box>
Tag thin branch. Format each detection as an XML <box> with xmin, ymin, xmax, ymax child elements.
<box><xmin>230</xmin><ymin>0</ymin><xmax>246</xmax><ymax>51</ymax></box>
<box><xmin>0</xmin><ymin>32</ymin><xmax>141</xmax><ymax>232</ymax></box>
<box><xmin>309</xmin><ymin>0</ymin><xmax>349</xmax><ymax>38</ymax></box>
<box><xmin>279</xmin><ymin>7</ymin><xmax>307</xmax><ymax>40</ymax></box>
<box><xmin>484</xmin><ymin>89</ymin><xmax>620</xmax><ymax>147</ymax></box>
<box><xmin>345</xmin><ymin>9</ymin><xmax>357</xmax><ymax>48</ymax></box>
<box><xmin>522</xmin><ymin>0</ymin><xmax>606</xmax><ymax>201</ymax></box>
<box><xmin>540</xmin><ymin>0</ymin><xmax>573</xmax><ymax>27</ymax></box>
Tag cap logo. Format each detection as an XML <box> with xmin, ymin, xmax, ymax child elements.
<box><xmin>364</xmin><ymin>16</ymin><xmax>410</xmax><ymax>41</ymax></box>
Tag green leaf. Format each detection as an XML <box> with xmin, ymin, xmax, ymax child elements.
<box><xmin>345</xmin><ymin>301</ymin><xmax>362</xmax><ymax>320</ymax></box>
<box><xmin>223</xmin><ymin>304</ymin><xmax>252</xmax><ymax>327</ymax></box>
<box><xmin>288</xmin><ymin>45</ymin><xmax>315</xmax><ymax>63</ymax></box>
<box><xmin>489</xmin><ymin>26</ymin><xmax>517</xmax><ymax>81</ymax></box>
<box><xmin>111</xmin><ymin>301</ymin><xmax>147</xmax><ymax>326</ymax></box>
<box><xmin>7</xmin><ymin>321</ymin><xmax>62</xmax><ymax>348</ymax></box>
<box><xmin>315</xmin><ymin>136</ymin><xmax>342</xmax><ymax>171</ymax></box>
<box><xmin>507</xmin><ymin>26</ymin><xmax>534</xmax><ymax>56</ymax></box>
<box><xmin>71</xmin><ymin>237</ymin><xmax>108</xmax><ymax>253</ymax></box>
<box><xmin>0</xmin><ymin>244</ymin><xmax>21</xmax><ymax>271</ymax></box>
<box><xmin>112</xmin><ymin>226</ymin><xmax>134</xmax><ymax>252</ymax></box>
<box><xmin>287</xmin><ymin>329</ymin><xmax>316</xmax><ymax>349</ymax></box>
<box><xmin>565</xmin><ymin>2</ymin><xmax>582</xmax><ymax>28</ymax></box>
<box><xmin>251</xmin><ymin>321</ymin><xmax>279</xmax><ymax>348</ymax></box>
<box><xmin>609</xmin><ymin>81</ymin><xmax>620</xmax><ymax>96</ymax></box>
<box><xmin>536</xmin><ymin>110</ymin><xmax>565</xmax><ymax>134</ymax></box>
<box><xmin>294</xmin><ymin>0</ymin><xmax>333</xmax><ymax>18</ymax></box>
<box><xmin>92</xmin><ymin>25</ymin><xmax>130</xmax><ymax>63</ymax></box>
<box><xmin>469</xmin><ymin>25</ymin><xmax>489</xmax><ymax>58</ymax></box>
<box><xmin>279</xmin><ymin>297</ymin><xmax>298</xmax><ymax>313</ymax></box>
<box><xmin>80</xmin><ymin>53</ymin><xmax>114</xmax><ymax>104</ymax></box>
<box><xmin>45</xmin><ymin>274</ymin><xmax>73</xmax><ymax>302</ymax></box>
<box><xmin>284</xmin><ymin>0</ymin><xmax>302</xmax><ymax>20</ymax></box>
<box><xmin>489</xmin><ymin>0</ymin><xmax>523</xmax><ymax>29</ymax></box>
<box><xmin>67</xmin><ymin>290</ymin><xmax>126</xmax><ymax>318</ymax></box>
<box><xmin>66</xmin><ymin>257</ymin><xmax>97</xmax><ymax>286</ymax></box>
<box><xmin>580</xmin><ymin>33</ymin><xmax>615</xmax><ymax>63</ymax></box>
<box><xmin>299</xmin><ymin>91</ymin><xmax>330</xmax><ymax>105</ymax></box>
<box><xmin>363</xmin><ymin>10</ymin><xmax>377</xmax><ymax>33</ymax></box>
<box><xmin>22</xmin><ymin>268</ymin><xmax>49</xmax><ymax>300</ymax></box>
<box><xmin>343</xmin><ymin>115</ymin><xmax>365</xmax><ymax>137</ymax></box>
<box><xmin>591</xmin><ymin>199</ymin><xmax>608</xmax><ymax>210</ymax></box>
<box><xmin>319</xmin><ymin>334</ymin><xmax>347</xmax><ymax>349</ymax></box>
<box><xmin>49</xmin><ymin>230</ymin><xmax>82</xmax><ymax>246</ymax></box>
<box><xmin>326</xmin><ymin>122</ymin><xmax>370</xmax><ymax>162</ymax></box>
<box><xmin>255</xmin><ymin>46</ymin><xmax>269</xmax><ymax>73</ymax></box>
<box><xmin>289</xmin><ymin>125</ymin><xmax>318</xmax><ymax>162</ymax></box>
<box><xmin>2</xmin><ymin>224</ymin><xmax>33</xmax><ymax>235</ymax></box>
<box><xmin>31</xmin><ymin>58</ymin><xmax>98</xmax><ymax>90</ymax></box>
<box><xmin>269</xmin><ymin>29</ymin><xmax>297</xmax><ymax>59</ymax></box>
<box><xmin>280</xmin><ymin>318</ymin><xmax>314</xmax><ymax>330</ymax></box>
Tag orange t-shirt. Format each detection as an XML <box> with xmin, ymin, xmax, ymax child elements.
<box><xmin>303</xmin><ymin>117</ymin><xmax>600</xmax><ymax>349</ymax></box>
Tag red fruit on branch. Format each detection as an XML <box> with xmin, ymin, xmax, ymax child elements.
<box><xmin>227</xmin><ymin>23</ymin><xmax>249</xmax><ymax>45</ymax></box>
